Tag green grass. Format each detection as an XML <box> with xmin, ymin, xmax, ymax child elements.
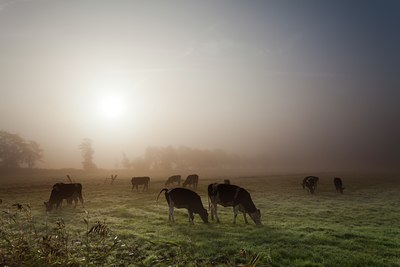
<box><xmin>0</xmin><ymin>171</ymin><xmax>399</xmax><ymax>266</ymax></box>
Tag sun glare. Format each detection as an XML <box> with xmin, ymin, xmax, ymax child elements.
<box><xmin>98</xmin><ymin>94</ymin><xmax>124</xmax><ymax>119</ymax></box>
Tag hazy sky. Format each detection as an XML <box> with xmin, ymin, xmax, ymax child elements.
<box><xmin>0</xmin><ymin>0</ymin><xmax>399</xmax><ymax>170</ymax></box>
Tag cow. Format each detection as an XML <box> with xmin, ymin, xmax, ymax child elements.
<box><xmin>303</xmin><ymin>177</ymin><xmax>316</xmax><ymax>194</ymax></box>
<box><xmin>131</xmin><ymin>176</ymin><xmax>150</xmax><ymax>191</ymax></box>
<box><xmin>208</xmin><ymin>183</ymin><xmax>261</xmax><ymax>225</ymax></box>
<box><xmin>334</xmin><ymin>177</ymin><xmax>344</xmax><ymax>193</ymax></box>
<box><xmin>302</xmin><ymin>176</ymin><xmax>319</xmax><ymax>193</ymax></box>
<box><xmin>157</xmin><ymin>188</ymin><xmax>208</xmax><ymax>224</ymax></box>
<box><xmin>183</xmin><ymin>174</ymin><xmax>199</xmax><ymax>189</ymax></box>
<box><xmin>165</xmin><ymin>175</ymin><xmax>181</xmax><ymax>187</ymax></box>
<box><xmin>224</xmin><ymin>179</ymin><xmax>231</xmax><ymax>184</ymax></box>
<box><xmin>44</xmin><ymin>183</ymin><xmax>84</xmax><ymax>212</ymax></box>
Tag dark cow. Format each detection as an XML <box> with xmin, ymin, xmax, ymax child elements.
<box><xmin>208</xmin><ymin>183</ymin><xmax>261</xmax><ymax>225</ymax></box>
<box><xmin>302</xmin><ymin>176</ymin><xmax>319</xmax><ymax>193</ymax></box>
<box><xmin>44</xmin><ymin>183</ymin><xmax>84</xmax><ymax>212</ymax></box>
<box><xmin>303</xmin><ymin>177</ymin><xmax>316</xmax><ymax>194</ymax></box>
<box><xmin>165</xmin><ymin>175</ymin><xmax>181</xmax><ymax>187</ymax></box>
<box><xmin>334</xmin><ymin>177</ymin><xmax>344</xmax><ymax>193</ymax></box>
<box><xmin>183</xmin><ymin>174</ymin><xmax>199</xmax><ymax>189</ymax></box>
<box><xmin>131</xmin><ymin>176</ymin><xmax>150</xmax><ymax>191</ymax></box>
<box><xmin>157</xmin><ymin>188</ymin><xmax>208</xmax><ymax>224</ymax></box>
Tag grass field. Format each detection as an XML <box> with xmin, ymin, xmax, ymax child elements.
<box><xmin>0</xmin><ymin>170</ymin><xmax>399</xmax><ymax>266</ymax></box>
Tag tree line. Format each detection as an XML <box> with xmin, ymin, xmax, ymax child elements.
<box><xmin>0</xmin><ymin>130</ymin><xmax>260</xmax><ymax>171</ymax></box>
<box><xmin>121</xmin><ymin>146</ymin><xmax>258</xmax><ymax>171</ymax></box>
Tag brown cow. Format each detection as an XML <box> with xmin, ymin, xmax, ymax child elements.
<box><xmin>183</xmin><ymin>174</ymin><xmax>199</xmax><ymax>189</ymax></box>
<box><xmin>131</xmin><ymin>176</ymin><xmax>150</xmax><ymax>191</ymax></box>
<box><xmin>44</xmin><ymin>183</ymin><xmax>84</xmax><ymax>212</ymax></box>
<box><xmin>334</xmin><ymin>177</ymin><xmax>344</xmax><ymax>193</ymax></box>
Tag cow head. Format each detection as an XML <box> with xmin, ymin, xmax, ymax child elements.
<box><xmin>198</xmin><ymin>208</ymin><xmax>209</xmax><ymax>223</ymax></box>
<box><xmin>249</xmin><ymin>209</ymin><xmax>262</xmax><ymax>225</ymax></box>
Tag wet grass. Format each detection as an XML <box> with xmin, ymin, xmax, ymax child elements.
<box><xmin>0</xmin><ymin>171</ymin><xmax>399</xmax><ymax>266</ymax></box>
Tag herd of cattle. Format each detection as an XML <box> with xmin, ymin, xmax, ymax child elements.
<box><xmin>44</xmin><ymin>175</ymin><xmax>345</xmax><ymax>225</ymax></box>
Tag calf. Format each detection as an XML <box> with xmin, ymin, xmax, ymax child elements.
<box><xmin>165</xmin><ymin>175</ymin><xmax>181</xmax><ymax>187</ymax></box>
<box><xmin>157</xmin><ymin>188</ymin><xmax>208</xmax><ymax>224</ymax></box>
<box><xmin>44</xmin><ymin>183</ymin><xmax>84</xmax><ymax>212</ymax></box>
<box><xmin>183</xmin><ymin>174</ymin><xmax>199</xmax><ymax>189</ymax></box>
<box><xmin>334</xmin><ymin>177</ymin><xmax>344</xmax><ymax>193</ymax></box>
<box><xmin>208</xmin><ymin>183</ymin><xmax>261</xmax><ymax>225</ymax></box>
<box><xmin>131</xmin><ymin>176</ymin><xmax>150</xmax><ymax>191</ymax></box>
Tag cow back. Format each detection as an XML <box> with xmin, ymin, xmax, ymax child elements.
<box><xmin>209</xmin><ymin>183</ymin><xmax>240</xmax><ymax>204</ymax></box>
<box><xmin>131</xmin><ymin>176</ymin><xmax>150</xmax><ymax>184</ymax></box>
<box><xmin>50</xmin><ymin>183</ymin><xmax>82</xmax><ymax>201</ymax></box>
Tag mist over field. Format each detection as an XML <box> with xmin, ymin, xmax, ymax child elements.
<box><xmin>1</xmin><ymin>2</ymin><xmax>400</xmax><ymax>266</ymax></box>
<box><xmin>0</xmin><ymin>1</ymin><xmax>399</xmax><ymax>173</ymax></box>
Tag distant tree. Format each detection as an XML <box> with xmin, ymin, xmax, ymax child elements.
<box><xmin>0</xmin><ymin>131</ymin><xmax>43</xmax><ymax>169</ymax></box>
<box><xmin>131</xmin><ymin>156</ymin><xmax>149</xmax><ymax>171</ymax></box>
<box><xmin>79</xmin><ymin>138</ymin><xmax>97</xmax><ymax>171</ymax></box>
<box><xmin>24</xmin><ymin>140</ymin><xmax>43</xmax><ymax>168</ymax></box>
<box><xmin>121</xmin><ymin>153</ymin><xmax>131</xmax><ymax>169</ymax></box>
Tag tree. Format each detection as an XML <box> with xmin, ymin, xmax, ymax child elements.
<box><xmin>121</xmin><ymin>153</ymin><xmax>131</xmax><ymax>169</ymax></box>
<box><xmin>79</xmin><ymin>138</ymin><xmax>97</xmax><ymax>171</ymax></box>
<box><xmin>0</xmin><ymin>131</ymin><xmax>43</xmax><ymax>169</ymax></box>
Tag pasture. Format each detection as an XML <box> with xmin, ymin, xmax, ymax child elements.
<box><xmin>0</xmin><ymin>170</ymin><xmax>399</xmax><ymax>266</ymax></box>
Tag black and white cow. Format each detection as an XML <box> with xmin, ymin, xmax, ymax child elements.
<box><xmin>157</xmin><ymin>188</ymin><xmax>208</xmax><ymax>224</ymax></box>
<box><xmin>131</xmin><ymin>176</ymin><xmax>150</xmax><ymax>191</ymax></box>
<box><xmin>44</xmin><ymin>183</ymin><xmax>84</xmax><ymax>212</ymax></box>
<box><xmin>208</xmin><ymin>183</ymin><xmax>261</xmax><ymax>225</ymax></box>
<box><xmin>334</xmin><ymin>177</ymin><xmax>344</xmax><ymax>193</ymax></box>
<box><xmin>183</xmin><ymin>174</ymin><xmax>199</xmax><ymax>189</ymax></box>
<box><xmin>302</xmin><ymin>176</ymin><xmax>319</xmax><ymax>193</ymax></box>
<box><xmin>165</xmin><ymin>175</ymin><xmax>181</xmax><ymax>187</ymax></box>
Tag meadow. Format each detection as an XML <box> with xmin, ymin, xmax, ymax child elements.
<box><xmin>0</xmin><ymin>170</ymin><xmax>399</xmax><ymax>266</ymax></box>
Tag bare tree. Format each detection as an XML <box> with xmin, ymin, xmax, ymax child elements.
<box><xmin>79</xmin><ymin>138</ymin><xmax>97</xmax><ymax>171</ymax></box>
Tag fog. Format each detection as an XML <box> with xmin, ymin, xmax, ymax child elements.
<box><xmin>0</xmin><ymin>1</ymin><xmax>399</xmax><ymax>171</ymax></box>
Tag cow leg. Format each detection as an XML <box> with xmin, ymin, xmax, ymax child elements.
<box><xmin>169</xmin><ymin>201</ymin><xmax>175</xmax><ymax>222</ymax></box>
<box><xmin>210</xmin><ymin>202</ymin><xmax>214</xmax><ymax>221</ymax></box>
<box><xmin>243</xmin><ymin>212</ymin><xmax>249</xmax><ymax>224</ymax></box>
<box><xmin>213</xmin><ymin>203</ymin><xmax>220</xmax><ymax>223</ymax></box>
<box><xmin>188</xmin><ymin>210</ymin><xmax>194</xmax><ymax>224</ymax></box>
<box><xmin>233</xmin><ymin>205</ymin><xmax>240</xmax><ymax>224</ymax></box>
<box><xmin>56</xmin><ymin>200</ymin><xmax>62</xmax><ymax>210</ymax></box>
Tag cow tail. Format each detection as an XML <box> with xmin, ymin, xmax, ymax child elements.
<box><xmin>156</xmin><ymin>188</ymin><xmax>168</xmax><ymax>203</ymax></box>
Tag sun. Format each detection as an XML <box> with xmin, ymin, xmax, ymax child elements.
<box><xmin>98</xmin><ymin>94</ymin><xmax>124</xmax><ymax>119</ymax></box>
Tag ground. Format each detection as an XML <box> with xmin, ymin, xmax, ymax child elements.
<box><xmin>0</xmin><ymin>170</ymin><xmax>399</xmax><ymax>266</ymax></box>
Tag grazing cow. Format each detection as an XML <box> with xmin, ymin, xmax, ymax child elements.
<box><xmin>334</xmin><ymin>177</ymin><xmax>344</xmax><ymax>193</ymax></box>
<box><xmin>131</xmin><ymin>176</ymin><xmax>150</xmax><ymax>191</ymax></box>
<box><xmin>157</xmin><ymin>188</ymin><xmax>208</xmax><ymax>224</ymax></box>
<box><xmin>208</xmin><ymin>183</ymin><xmax>261</xmax><ymax>225</ymax></box>
<box><xmin>183</xmin><ymin>174</ymin><xmax>199</xmax><ymax>189</ymax></box>
<box><xmin>165</xmin><ymin>175</ymin><xmax>181</xmax><ymax>187</ymax></box>
<box><xmin>44</xmin><ymin>183</ymin><xmax>84</xmax><ymax>212</ymax></box>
